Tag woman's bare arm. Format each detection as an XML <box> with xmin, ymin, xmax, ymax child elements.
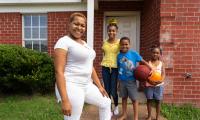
<box><xmin>54</xmin><ymin>48</ymin><xmax>71</xmax><ymax>116</ymax></box>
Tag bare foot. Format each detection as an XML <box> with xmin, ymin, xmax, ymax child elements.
<box><xmin>146</xmin><ymin>117</ymin><xmax>151</xmax><ymax>120</ymax></box>
<box><xmin>118</xmin><ymin>114</ymin><xmax>127</xmax><ymax>120</ymax></box>
<box><xmin>155</xmin><ymin>116</ymin><xmax>160</xmax><ymax>120</ymax></box>
<box><xmin>155</xmin><ymin>118</ymin><xmax>160</xmax><ymax>120</ymax></box>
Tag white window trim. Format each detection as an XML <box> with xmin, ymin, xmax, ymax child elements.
<box><xmin>103</xmin><ymin>11</ymin><xmax>141</xmax><ymax>52</ymax></box>
<box><xmin>22</xmin><ymin>14</ymin><xmax>48</xmax><ymax>52</ymax></box>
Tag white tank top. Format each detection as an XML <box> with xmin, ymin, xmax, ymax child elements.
<box><xmin>147</xmin><ymin>61</ymin><xmax>164</xmax><ymax>86</ymax></box>
<box><xmin>149</xmin><ymin>61</ymin><xmax>162</xmax><ymax>74</ymax></box>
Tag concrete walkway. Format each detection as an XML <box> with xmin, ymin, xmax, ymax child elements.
<box><xmin>81</xmin><ymin>92</ymin><xmax>167</xmax><ymax>120</ymax></box>
<box><xmin>81</xmin><ymin>104</ymin><xmax>167</xmax><ymax>120</ymax></box>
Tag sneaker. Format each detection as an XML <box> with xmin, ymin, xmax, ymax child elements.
<box><xmin>113</xmin><ymin>106</ymin><xmax>119</xmax><ymax>115</ymax></box>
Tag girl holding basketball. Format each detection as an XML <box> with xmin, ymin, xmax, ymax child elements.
<box><xmin>117</xmin><ymin>37</ymin><xmax>151</xmax><ymax>120</ymax></box>
<box><xmin>145</xmin><ymin>45</ymin><xmax>165</xmax><ymax>120</ymax></box>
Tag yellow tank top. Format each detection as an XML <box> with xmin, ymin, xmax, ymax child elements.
<box><xmin>101</xmin><ymin>39</ymin><xmax>120</xmax><ymax>68</ymax></box>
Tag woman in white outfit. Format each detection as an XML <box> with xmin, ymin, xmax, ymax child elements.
<box><xmin>54</xmin><ymin>12</ymin><xmax>111</xmax><ymax>120</ymax></box>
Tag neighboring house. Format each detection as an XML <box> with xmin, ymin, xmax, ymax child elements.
<box><xmin>0</xmin><ymin>0</ymin><xmax>200</xmax><ymax>107</ymax></box>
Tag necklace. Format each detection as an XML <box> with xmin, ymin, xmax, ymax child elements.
<box><xmin>151</xmin><ymin>60</ymin><xmax>160</xmax><ymax>67</ymax></box>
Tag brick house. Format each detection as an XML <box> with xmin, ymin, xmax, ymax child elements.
<box><xmin>0</xmin><ymin>0</ymin><xmax>200</xmax><ymax>107</ymax></box>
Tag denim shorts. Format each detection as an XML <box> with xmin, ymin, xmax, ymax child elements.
<box><xmin>119</xmin><ymin>80</ymin><xmax>138</xmax><ymax>100</ymax></box>
<box><xmin>144</xmin><ymin>85</ymin><xmax>164</xmax><ymax>100</ymax></box>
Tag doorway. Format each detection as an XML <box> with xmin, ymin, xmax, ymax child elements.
<box><xmin>104</xmin><ymin>11</ymin><xmax>140</xmax><ymax>52</ymax></box>
<box><xmin>104</xmin><ymin>11</ymin><xmax>146</xmax><ymax>102</ymax></box>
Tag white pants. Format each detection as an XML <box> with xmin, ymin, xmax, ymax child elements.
<box><xmin>55</xmin><ymin>82</ymin><xmax>111</xmax><ymax>120</ymax></box>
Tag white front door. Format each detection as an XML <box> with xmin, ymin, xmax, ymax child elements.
<box><xmin>104</xmin><ymin>13</ymin><xmax>140</xmax><ymax>51</ymax></box>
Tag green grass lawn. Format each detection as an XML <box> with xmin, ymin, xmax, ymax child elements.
<box><xmin>0</xmin><ymin>94</ymin><xmax>63</xmax><ymax>120</ymax></box>
<box><xmin>161</xmin><ymin>104</ymin><xmax>200</xmax><ymax>120</ymax></box>
<box><xmin>0</xmin><ymin>94</ymin><xmax>200</xmax><ymax>120</ymax></box>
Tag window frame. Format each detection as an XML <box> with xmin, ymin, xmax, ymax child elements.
<box><xmin>22</xmin><ymin>13</ymin><xmax>48</xmax><ymax>52</ymax></box>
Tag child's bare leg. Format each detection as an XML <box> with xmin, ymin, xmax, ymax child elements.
<box><xmin>146</xmin><ymin>99</ymin><xmax>152</xmax><ymax>120</ymax></box>
<box><xmin>155</xmin><ymin>100</ymin><xmax>161</xmax><ymax>120</ymax></box>
<box><xmin>118</xmin><ymin>97</ymin><xmax>127</xmax><ymax>120</ymax></box>
<box><xmin>132</xmin><ymin>100</ymin><xmax>138</xmax><ymax>120</ymax></box>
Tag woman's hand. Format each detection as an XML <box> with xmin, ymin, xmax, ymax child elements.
<box><xmin>99</xmin><ymin>87</ymin><xmax>109</xmax><ymax>98</ymax></box>
<box><xmin>61</xmin><ymin>101</ymin><xmax>72</xmax><ymax>116</ymax></box>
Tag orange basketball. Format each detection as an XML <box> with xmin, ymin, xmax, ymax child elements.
<box><xmin>148</xmin><ymin>71</ymin><xmax>162</xmax><ymax>85</ymax></box>
<box><xmin>134</xmin><ymin>65</ymin><xmax>151</xmax><ymax>82</ymax></box>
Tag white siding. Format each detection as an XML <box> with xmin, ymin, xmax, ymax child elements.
<box><xmin>0</xmin><ymin>3</ymin><xmax>87</xmax><ymax>13</ymax></box>
<box><xmin>0</xmin><ymin>0</ymin><xmax>81</xmax><ymax>4</ymax></box>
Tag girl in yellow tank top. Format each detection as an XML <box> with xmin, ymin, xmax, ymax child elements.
<box><xmin>101</xmin><ymin>19</ymin><xmax>120</xmax><ymax>115</ymax></box>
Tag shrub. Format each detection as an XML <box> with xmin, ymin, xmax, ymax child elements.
<box><xmin>0</xmin><ymin>44</ymin><xmax>55</xmax><ymax>94</ymax></box>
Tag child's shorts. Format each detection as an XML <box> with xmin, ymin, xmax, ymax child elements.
<box><xmin>119</xmin><ymin>80</ymin><xmax>138</xmax><ymax>100</ymax></box>
<box><xmin>144</xmin><ymin>85</ymin><xmax>164</xmax><ymax>100</ymax></box>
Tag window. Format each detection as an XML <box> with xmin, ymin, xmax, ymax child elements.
<box><xmin>23</xmin><ymin>14</ymin><xmax>47</xmax><ymax>52</ymax></box>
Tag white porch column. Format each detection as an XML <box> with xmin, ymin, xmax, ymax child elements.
<box><xmin>87</xmin><ymin>0</ymin><xmax>94</xmax><ymax>48</ymax></box>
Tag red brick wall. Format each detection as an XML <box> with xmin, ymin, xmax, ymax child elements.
<box><xmin>0</xmin><ymin>13</ymin><xmax>22</xmax><ymax>45</ymax></box>
<box><xmin>160</xmin><ymin>0</ymin><xmax>200</xmax><ymax>107</ymax></box>
<box><xmin>140</xmin><ymin>0</ymin><xmax>161</xmax><ymax>60</ymax></box>
<box><xmin>93</xmin><ymin>11</ymin><xmax>104</xmax><ymax>78</ymax></box>
<box><xmin>48</xmin><ymin>12</ymin><xmax>70</xmax><ymax>55</ymax></box>
<box><xmin>48</xmin><ymin>12</ymin><xmax>86</xmax><ymax>55</ymax></box>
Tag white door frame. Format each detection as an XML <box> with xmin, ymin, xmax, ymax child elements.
<box><xmin>103</xmin><ymin>11</ymin><xmax>140</xmax><ymax>52</ymax></box>
<box><xmin>87</xmin><ymin>0</ymin><xmax>94</xmax><ymax>48</ymax></box>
